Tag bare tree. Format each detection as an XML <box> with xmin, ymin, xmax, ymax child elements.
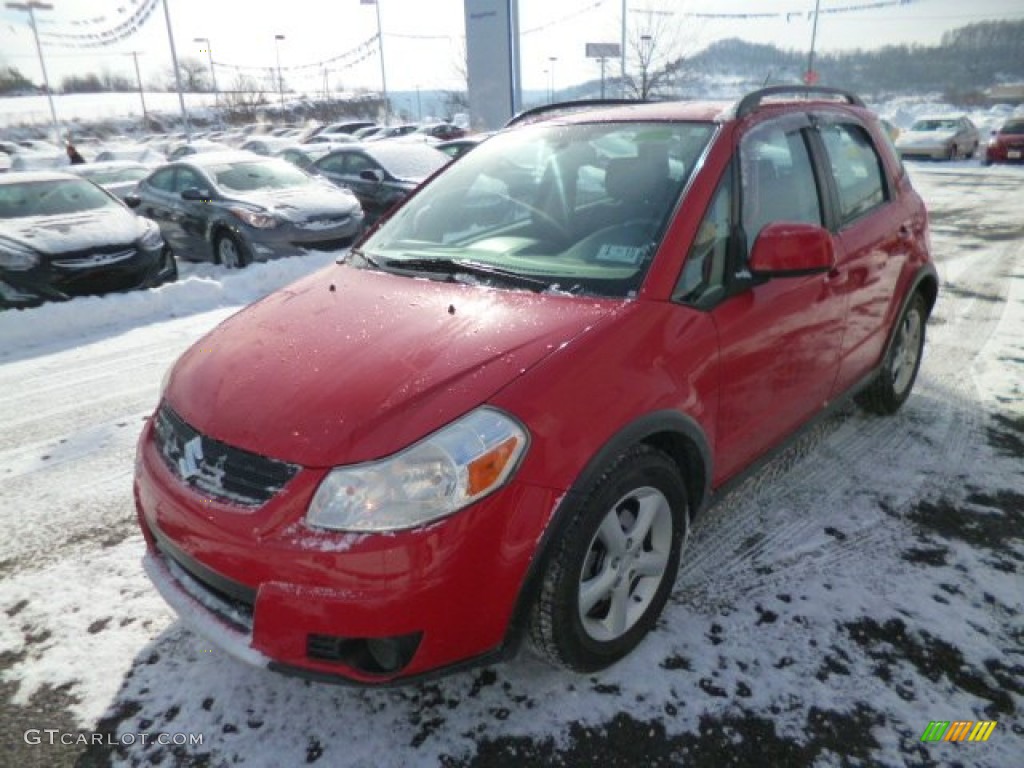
<box><xmin>222</xmin><ymin>73</ymin><xmax>268</xmax><ymax>120</ymax></box>
<box><xmin>169</xmin><ymin>56</ymin><xmax>210</xmax><ymax>92</ymax></box>
<box><xmin>621</xmin><ymin>6</ymin><xmax>701</xmax><ymax>99</ymax></box>
<box><xmin>442</xmin><ymin>38</ymin><xmax>469</xmax><ymax>120</ymax></box>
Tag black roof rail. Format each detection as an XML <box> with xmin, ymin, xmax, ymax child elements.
<box><xmin>734</xmin><ymin>85</ymin><xmax>866</xmax><ymax>119</ymax></box>
<box><xmin>503</xmin><ymin>98</ymin><xmax>649</xmax><ymax>129</ymax></box>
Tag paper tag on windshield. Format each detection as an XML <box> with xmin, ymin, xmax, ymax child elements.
<box><xmin>595</xmin><ymin>244</ymin><xmax>645</xmax><ymax>265</ymax></box>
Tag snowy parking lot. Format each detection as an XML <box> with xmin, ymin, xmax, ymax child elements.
<box><xmin>1</xmin><ymin>162</ymin><xmax>1022</xmax><ymax>767</ymax></box>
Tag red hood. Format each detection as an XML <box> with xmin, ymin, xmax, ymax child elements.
<box><xmin>165</xmin><ymin>264</ymin><xmax>620</xmax><ymax>467</ymax></box>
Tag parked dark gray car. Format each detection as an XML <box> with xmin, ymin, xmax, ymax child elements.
<box><xmin>312</xmin><ymin>143</ymin><xmax>448</xmax><ymax>223</ymax></box>
<box><xmin>127</xmin><ymin>152</ymin><xmax>364</xmax><ymax>267</ymax></box>
<box><xmin>0</xmin><ymin>171</ymin><xmax>175</xmax><ymax>309</ymax></box>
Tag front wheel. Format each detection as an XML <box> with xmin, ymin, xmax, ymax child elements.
<box><xmin>529</xmin><ymin>444</ymin><xmax>688</xmax><ymax>672</ymax></box>
<box><xmin>215</xmin><ymin>231</ymin><xmax>250</xmax><ymax>269</ymax></box>
<box><xmin>856</xmin><ymin>293</ymin><xmax>927</xmax><ymax>415</ymax></box>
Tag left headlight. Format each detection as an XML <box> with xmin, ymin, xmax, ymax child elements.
<box><xmin>0</xmin><ymin>238</ymin><xmax>39</xmax><ymax>270</ymax></box>
<box><xmin>137</xmin><ymin>219</ymin><xmax>164</xmax><ymax>250</ymax></box>
<box><xmin>230</xmin><ymin>207</ymin><xmax>280</xmax><ymax>229</ymax></box>
<box><xmin>307</xmin><ymin>407</ymin><xmax>529</xmax><ymax>532</ymax></box>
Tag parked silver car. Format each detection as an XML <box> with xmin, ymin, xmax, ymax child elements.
<box><xmin>895</xmin><ymin>115</ymin><xmax>980</xmax><ymax>160</ymax></box>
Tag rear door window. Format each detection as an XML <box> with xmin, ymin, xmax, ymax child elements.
<box><xmin>817</xmin><ymin>123</ymin><xmax>889</xmax><ymax>226</ymax></box>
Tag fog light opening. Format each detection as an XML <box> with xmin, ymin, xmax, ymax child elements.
<box><xmin>307</xmin><ymin>632</ymin><xmax>422</xmax><ymax>676</ymax></box>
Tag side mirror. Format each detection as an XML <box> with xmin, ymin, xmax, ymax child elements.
<box><xmin>359</xmin><ymin>168</ymin><xmax>385</xmax><ymax>183</ymax></box>
<box><xmin>123</xmin><ymin>193</ymin><xmax>141</xmax><ymax>209</ymax></box>
<box><xmin>181</xmin><ymin>187</ymin><xmax>211</xmax><ymax>201</ymax></box>
<box><xmin>750</xmin><ymin>221</ymin><xmax>835</xmax><ymax>277</ymax></box>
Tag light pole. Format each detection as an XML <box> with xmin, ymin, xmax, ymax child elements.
<box><xmin>5</xmin><ymin>1</ymin><xmax>60</xmax><ymax>143</ymax></box>
<box><xmin>806</xmin><ymin>0</ymin><xmax>822</xmax><ymax>85</ymax></box>
<box><xmin>128</xmin><ymin>51</ymin><xmax>148</xmax><ymax>126</ymax></box>
<box><xmin>548</xmin><ymin>56</ymin><xmax>557</xmax><ymax>103</ymax></box>
<box><xmin>274</xmin><ymin>34</ymin><xmax>285</xmax><ymax>109</ymax></box>
<box><xmin>364</xmin><ymin>0</ymin><xmax>389</xmax><ymax>123</ymax></box>
<box><xmin>640</xmin><ymin>34</ymin><xmax>652</xmax><ymax>99</ymax></box>
<box><xmin>161</xmin><ymin>0</ymin><xmax>190</xmax><ymax>140</ymax></box>
<box><xmin>193</xmin><ymin>37</ymin><xmax>218</xmax><ymax>111</ymax></box>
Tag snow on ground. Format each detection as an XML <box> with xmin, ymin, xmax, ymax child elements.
<box><xmin>0</xmin><ymin>162</ymin><xmax>1022</xmax><ymax>767</ymax></box>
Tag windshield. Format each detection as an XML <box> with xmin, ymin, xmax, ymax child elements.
<box><xmin>1000</xmin><ymin>120</ymin><xmax>1024</xmax><ymax>135</ymax></box>
<box><xmin>78</xmin><ymin>167</ymin><xmax>149</xmax><ymax>184</ymax></box>
<box><xmin>911</xmin><ymin>119</ymin><xmax>959</xmax><ymax>132</ymax></box>
<box><xmin>0</xmin><ymin>178</ymin><xmax>117</xmax><ymax>218</ymax></box>
<box><xmin>211</xmin><ymin>160</ymin><xmax>314</xmax><ymax>192</ymax></box>
<box><xmin>357</xmin><ymin>120</ymin><xmax>715</xmax><ymax>298</ymax></box>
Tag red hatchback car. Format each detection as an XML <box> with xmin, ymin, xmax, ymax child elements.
<box><xmin>984</xmin><ymin>116</ymin><xmax>1024</xmax><ymax>165</ymax></box>
<box><xmin>135</xmin><ymin>86</ymin><xmax>937</xmax><ymax>684</ymax></box>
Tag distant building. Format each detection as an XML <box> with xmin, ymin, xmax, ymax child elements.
<box><xmin>986</xmin><ymin>84</ymin><xmax>1024</xmax><ymax>104</ymax></box>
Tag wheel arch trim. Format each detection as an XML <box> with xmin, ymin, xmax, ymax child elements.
<box><xmin>502</xmin><ymin>409</ymin><xmax>712</xmax><ymax>653</ymax></box>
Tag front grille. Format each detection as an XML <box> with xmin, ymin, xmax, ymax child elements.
<box><xmin>152</xmin><ymin>403</ymin><xmax>299</xmax><ymax>508</ymax></box>
<box><xmin>52</xmin><ymin>249</ymin><xmax>136</xmax><ymax>269</ymax></box>
<box><xmin>295</xmin><ymin>214</ymin><xmax>351</xmax><ymax>231</ymax></box>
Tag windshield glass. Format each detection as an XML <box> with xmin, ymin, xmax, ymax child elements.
<box><xmin>1000</xmin><ymin>120</ymin><xmax>1024</xmax><ymax>135</ymax></box>
<box><xmin>211</xmin><ymin>160</ymin><xmax>314</xmax><ymax>191</ymax></box>
<box><xmin>911</xmin><ymin>119</ymin><xmax>959</xmax><ymax>131</ymax></box>
<box><xmin>358</xmin><ymin>120</ymin><xmax>715</xmax><ymax>298</ymax></box>
<box><xmin>0</xmin><ymin>178</ymin><xmax>117</xmax><ymax>218</ymax></box>
<box><xmin>78</xmin><ymin>167</ymin><xmax>149</xmax><ymax>184</ymax></box>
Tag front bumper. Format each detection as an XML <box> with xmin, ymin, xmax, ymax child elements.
<box><xmin>133</xmin><ymin>415</ymin><xmax>558</xmax><ymax>684</ymax></box>
<box><xmin>0</xmin><ymin>243</ymin><xmax>172</xmax><ymax>309</ymax></box>
<box><xmin>241</xmin><ymin>212</ymin><xmax>364</xmax><ymax>261</ymax></box>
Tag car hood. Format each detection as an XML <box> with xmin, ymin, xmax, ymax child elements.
<box><xmin>898</xmin><ymin>130</ymin><xmax>956</xmax><ymax>145</ymax></box>
<box><xmin>0</xmin><ymin>206</ymin><xmax>142</xmax><ymax>255</ymax></box>
<box><xmin>165</xmin><ymin>265</ymin><xmax>620</xmax><ymax>467</ymax></box>
<box><xmin>229</xmin><ymin>184</ymin><xmax>360</xmax><ymax>222</ymax></box>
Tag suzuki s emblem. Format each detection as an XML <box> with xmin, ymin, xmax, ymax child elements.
<box><xmin>178</xmin><ymin>436</ymin><xmax>204</xmax><ymax>480</ymax></box>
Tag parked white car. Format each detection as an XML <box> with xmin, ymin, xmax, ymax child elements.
<box><xmin>895</xmin><ymin>115</ymin><xmax>980</xmax><ymax>160</ymax></box>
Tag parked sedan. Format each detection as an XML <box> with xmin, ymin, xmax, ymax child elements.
<box><xmin>127</xmin><ymin>152</ymin><xmax>364</xmax><ymax>267</ymax></box>
<box><xmin>0</xmin><ymin>171</ymin><xmax>175</xmax><ymax>309</ymax></box>
<box><xmin>67</xmin><ymin>161</ymin><xmax>151</xmax><ymax>201</ymax></box>
<box><xmin>895</xmin><ymin>115</ymin><xmax>979</xmax><ymax>160</ymax></box>
<box><xmin>240</xmin><ymin>136</ymin><xmax>300</xmax><ymax>156</ymax></box>
<box><xmin>413</xmin><ymin>122</ymin><xmax>466</xmax><ymax>141</ymax></box>
<box><xmin>312</xmin><ymin>142</ymin><xmax>448</xmax><ymax>222</ymax></box>
<box><xmin>983</xmin><ymin>117</ymin><xmax>1024</xmax><ymax>165</ymax></box>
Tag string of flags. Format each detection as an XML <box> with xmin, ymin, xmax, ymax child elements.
<box><xmin>690</xmin><ymin>0</ymin><xmax>920</xmax><ymax>21</ymax></box>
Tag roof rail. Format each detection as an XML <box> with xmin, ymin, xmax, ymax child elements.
<box><xmin>504</xmin><ymin>98</ymin><xmax>649</xmax><ymax>129</ymax></box>
<box><xmin>734</xmin><ymin>85</ymin><xmax>865</xmax><ymax>119</ymax></box>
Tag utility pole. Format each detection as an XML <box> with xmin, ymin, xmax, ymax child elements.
<box><xmin>161</xmin><ymin>0</ymin><xmax>191</xmax><ymax>139</ymax></box>
<box><xmin>193</xmin><ymin>37</ymin><xmax>218</xmax><ymax>111</ymax></box>
<box><xmin>274</xmin><ymin>34</ymin><xmax>285</xmax><ymax>109</ymax></box>
<box><xmin>5</xmin><ymin>1</ymin><xmax>60</xmax><ymax>143</ymax></box>
<box><xmin>129</xmin><ymin>51</ymin><xmax>148</xmax><ymax>126</ymax></box>
<box><xmin>368</xmin><ymin>0</ymin><xmax>389</xmax><ymax>123</ymax></box>
<box><xmin>806</xmin><ymin>0</ymin><xmax>822</xmax><ymax>84</ymax></box>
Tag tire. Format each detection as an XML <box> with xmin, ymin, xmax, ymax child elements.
<box><xmin>856</xmin><ymin>292</ymin><xmax>927</xmax><ymax>415</ymax></box>
<box><xmin>529</xmin><ymin>444</ymin><xmax>688</xmax><ymax>672</ymax></box>
<box><xmin>159</xmin><ymin>246</ymin><xmax>178</xmax><ymax>284</ymax></box>
<box><xmin>215</xmin><ymin>231</ymin><xmax>250</xmax><ymax>269</ymax></box>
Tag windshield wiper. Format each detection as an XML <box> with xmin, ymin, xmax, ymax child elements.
<box><xmin>380</xmin><ymin>256</ymin><xmax>550</xmax><ymax>292</ymax></box>
<box><xmin>343</xmin><ymin>247</ymin><xmax>382</xmax><ymax>268</ymax></box>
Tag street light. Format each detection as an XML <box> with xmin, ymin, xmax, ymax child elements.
<box><xmin>5</xmin><ymin>1</ymin><xmax>60</xmax><ymax>144</ymax></box>
<box><xmin>548</xmin><ymin>56</ymin><xmax>557</xmax><ymax>103</ymax></box>
<box><xmin>193</xmin><ymin>37</ymin><xmax>219</xmax><ymax>111</ymax></box>
<box><xmin>274</xmin><ymin>34</ymin><xmax>285</xmax><ymax>109</ymax></box>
